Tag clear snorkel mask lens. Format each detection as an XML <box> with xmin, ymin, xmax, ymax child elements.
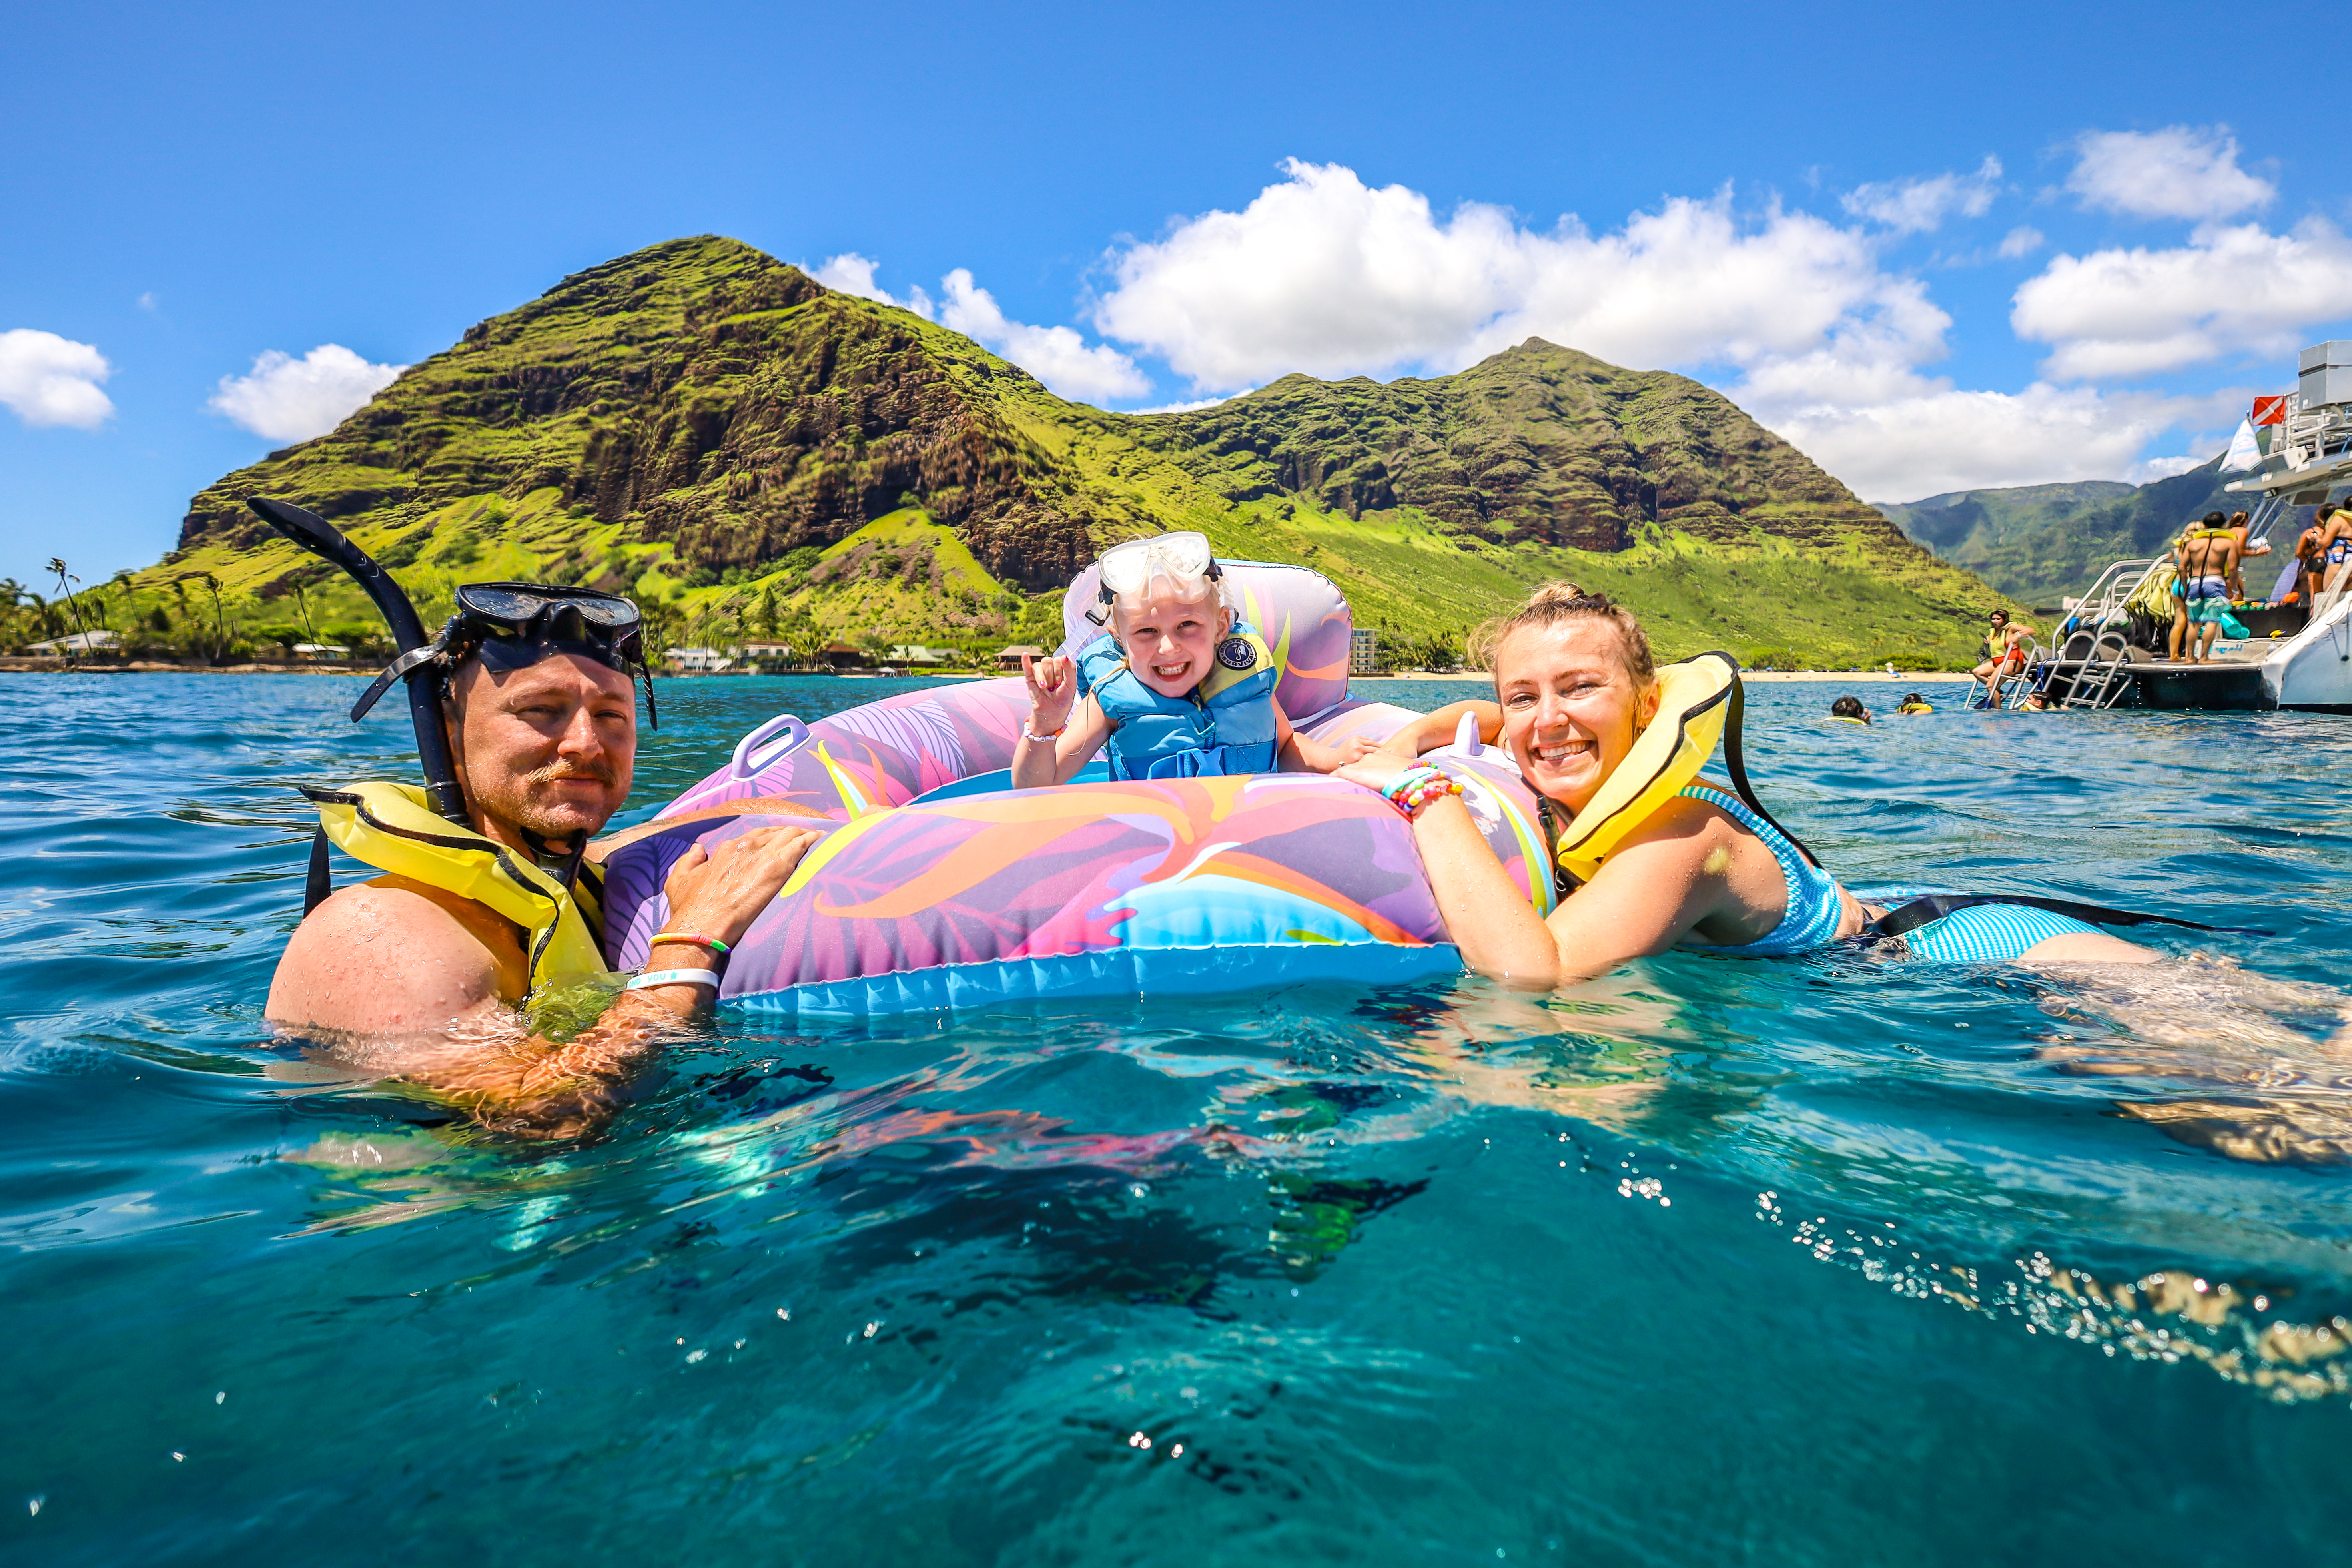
<box><xmin>1092</xmin><ymin>533</ymin><xmax>1222</xmax><ymax>626</ymax></box>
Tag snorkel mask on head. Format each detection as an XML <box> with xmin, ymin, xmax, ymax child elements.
<box><xmin>1087</xmin><ymin>531</ymin><xmax>1225</xmax><ymax>627</ymax></box>
<box><xmin>351</xmin><ymin>580</ymin><xmax>657</xmax><ymax>729</ymax></box>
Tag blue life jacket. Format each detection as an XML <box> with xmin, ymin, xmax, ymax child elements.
<box><xmin>1075</xmin><ymin>620</ymin><xmax>1281</xmax><ymax>780</ymax></box>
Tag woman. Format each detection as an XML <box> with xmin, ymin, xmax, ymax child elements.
<box><xmin>1341</xmin><ymin>584</ymin><xmax>2152</xmax><ymax>985</ymax></box>
<box><xmin>1972</xmin><ymin>609</ymin><xmax>2029</xmax><ymax>696</ymax></box>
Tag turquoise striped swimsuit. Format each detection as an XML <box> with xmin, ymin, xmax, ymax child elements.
<box><xmin>1670</xmin><ymin>785</ymin><xmax>2105</xmax><ymax>961</ymax></box>
<box><xmin>1675</xmin><ymin>785</ymin><xmax>1848</xmax><ymax>956</ymax></box>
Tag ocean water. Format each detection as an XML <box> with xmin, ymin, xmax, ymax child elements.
<box><xmin>6</xmin><ymin>670</ymin><xmax>2352</xmax><ymax>1566</ymax></box>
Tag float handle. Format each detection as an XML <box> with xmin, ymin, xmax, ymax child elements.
<box><xmin>1454</xmin><ymin>711</ymin><xmax>1484</xmax><ymax>756</ymax></box>
<box><xmin>730</xmin><ymin>714</ymin><xmax>809</xmax><ymax>779</ymax></box>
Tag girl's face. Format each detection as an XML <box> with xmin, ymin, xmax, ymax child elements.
<box><xmin>1114</xmin><ymin>585</ymin><xmax>1231</xmax><ymax>698</ymax></box>
<box><xmin>1493</xmin><ymin>620</ymin><xmax>1658</xmax><ymax>814</ymax></box>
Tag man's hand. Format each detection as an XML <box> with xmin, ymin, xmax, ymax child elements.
<box><xmin>1022</xmin><ymin>654</ymin><xmax>1077</xmax><ymax>735</ymax></box>
<box><xmin>657</xmin><ymin>824</ymin><xmax>823</xmax><ymax>948</ymax></box>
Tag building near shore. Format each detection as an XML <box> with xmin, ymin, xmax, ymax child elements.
<box><xmin>24</xmin><ymin>630</ymin><xmax>119</xmax><ymax>655</ymax></box>
<box><xmin>996</xmin><ymin>644</ymin><xmax>1045</xmax><ymax>671</ymax></box>
<box><xmin>666</xmin><ymin>646</ymin><xmax>734</xmax><ymax>673</ymax></box>
<box><xmin>1350</xmin><ymin>628</ymin><xmax>1380</xmax><ymax>676</ymax></box>
<box><xmin>887</xmin><ymin>644</ymin><xmax>952</xmax><ymax>667</ymax></box>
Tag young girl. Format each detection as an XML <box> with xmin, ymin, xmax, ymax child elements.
<box><xmin>1012</xmin><ymin>533</ymin><xmax>1372</xmax><ymax>785</ymax></box>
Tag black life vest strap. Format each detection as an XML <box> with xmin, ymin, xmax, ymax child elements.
<box><xmin>304</xmin><ymin>824</ymin><xmax>333</xmax><ymax>916</ymax></box>
<box><xmin>1867</xmin><ymin>892</ymin><xmax>2271</xmax><ymax>941</ymax></box>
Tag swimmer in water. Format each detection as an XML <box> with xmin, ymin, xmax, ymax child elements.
<box><xmin>1895</xmin><ymin>693</ymin><xmax>1935</xmax><ymax>715</ymax></box>
<box><xmin>1830</xmin><ymin>695</ymin><xmax>1872</xmax><ymax>725</ymax></box>
<box><xmin>1342</xmin><ymin>582</ymin><xmax>2156</xmax><ymax>983</ymax></box>
<box><xmin>267</xmin><ymin>579</ymin><xmax>822</xmax><ymax>1136</ymax></box>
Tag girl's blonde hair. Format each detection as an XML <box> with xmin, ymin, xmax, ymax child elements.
<box><xmin>1472</xmin><ymin>581</ymin><xmax>1656</xmax><ymax>686</ymax></box>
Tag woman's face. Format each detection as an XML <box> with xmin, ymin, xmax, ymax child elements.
<box><xmin>1492</xmin><ymin>620</ymin><xmax>1659</xmax><ymax>814</ymax></box>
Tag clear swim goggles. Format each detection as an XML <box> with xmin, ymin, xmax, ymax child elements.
<box><xmin>1092</xmin><ymin>532</ymin><xmax>1223</xmax><ymax>619</ymax></box>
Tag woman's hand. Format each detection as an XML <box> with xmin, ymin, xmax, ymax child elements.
<box><xmin>1023</xmin><ymin>654</ymin><xmax>1077</xmax><ymax>734</ymax></box>
<box><xmin>1335</xmin><ymin>754</ymin><xmax>1421</xmax><ymax>794</ymax></box>
<box><xmin>659</xmin><ymin>824</ymin><xmax>822</xmax><ymax>946</ymax></box>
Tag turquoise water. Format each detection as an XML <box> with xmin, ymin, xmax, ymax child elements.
<box><xmin>8</xmin><ymin>671</ymin><xmax>2352</xmax><ymax>1564</ymax></box>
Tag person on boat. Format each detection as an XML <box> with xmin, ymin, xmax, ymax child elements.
<box><xmin>267</xmin><ymin>583</ymin><xmax>820</xmax><ymax>1135</ymax></box>
<box><xmin>2224</xmin><ymin>509</ymin><xmax>2270</xmax><ymax>601</ymax></box>
<box><xmin>1895</xmin><ymin>693</ymin><xmax>1934</xmax><ymax>715</ymax></box>
<box><xmin>2301</xmin><ymin>504</ymin><xmax>2352</xmax><ymax>606</ymax></box>
<box><xmin>1829</xmin><ymin>696</ymin><xmax>1872</xmax><ymax>725</ymax></box>
<box><xmin>1012</xmin><ymin>531</ymin><xmax>1374</xmax><ymax>785</ymax></box>
<box><xmin>2169</xmin><ymin>513</ymin><xmax>2240</xmax><ymax>664</ymax></box>
<box><xmin>1971</xmin><ymin>610</ymin><xmax>2029</xmax><ymax>699</ymax></box>
<box><xmin>1338</xmin><ymin>583</ymin><xmax>2155</xmax><ymax>984</ymax></box>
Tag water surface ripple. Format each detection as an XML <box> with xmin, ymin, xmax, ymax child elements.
<box><xmin>6</xmin><ymin>672</ymin><xmax>2352</xmax><ymax>1565</ymax></box>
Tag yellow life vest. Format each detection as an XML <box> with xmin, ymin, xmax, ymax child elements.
<box><xmin>1547</xmin><ymin>652</ymin><xmax>1739</xmax><ymax>886</ymax></box>
<box><xmin>302</xmin><ymin>780</ymin><xmax>608</xmax><ymax>993</ymax></box>
<box><xmin>1897</xmin><ymin>702</ymin><xmax>1934</xmax><ymax>714</ymax></box>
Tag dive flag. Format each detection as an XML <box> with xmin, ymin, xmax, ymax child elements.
<box><xmin>2221</xmin><ymin>418</ymin><xmax>2262</xmax><ymax>472</ymax></box>
<box><xmin>2253</xmin><ymin>395</ymin><xmax>2289</xmax><ymax>425</ymax></box>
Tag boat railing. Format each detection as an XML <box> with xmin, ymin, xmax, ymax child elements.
<box><xmin>2060</xmin><ymin>557</ymin><xmax>2161</xmax><ymax>633</ymax></box>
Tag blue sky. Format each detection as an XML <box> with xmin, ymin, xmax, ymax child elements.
<box><xmin>5</xmin><ymin>0</ymin><xmax>2349</xmax><ymax>588</ymax></box>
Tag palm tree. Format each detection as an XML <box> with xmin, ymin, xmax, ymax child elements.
<box><xmin>47</xmin><ymin>558</ymin><xmax>89</xmax><ymax>658</ymax></box>
<box><xmin>200</xmin><ymin>573</ymin><xmax>227</xmax><ymax>662</ymax></box>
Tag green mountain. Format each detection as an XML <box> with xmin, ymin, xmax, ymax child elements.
<box><xmin>1875</xmin><ymin>460</ymin><xmax>2253</xmax><ymax>607</ymax></box>
<box><xmin>138</xmin><ymin>235</ymin><xmax>2009</xmax><ymax>669</ymax></box>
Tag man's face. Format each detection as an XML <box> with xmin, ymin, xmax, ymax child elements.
<box><xmin>448</xmin><ymin>652</ymin><xmax>636</xmax><ymax>845</ymax></box>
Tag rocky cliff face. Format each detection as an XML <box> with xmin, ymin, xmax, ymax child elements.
<box><xmin>1150</xmin><ymin>341</ymin><xmax>1881</xmax><ymax>553</ymax></box>
<box><xmin>180</xmin><ymin>237</ymin><xmax>1102</xmax><ymax>590</ymax></box>
<box><xmin>181</xmin><ymin>236</ymin><xmax>1910</xmax><ymax>590</ymax></box>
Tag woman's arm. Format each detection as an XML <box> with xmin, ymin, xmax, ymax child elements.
<box><xmin>1336</xmin><ymin>759</ymin><xmax>1734</xmax><ymax>987</ymax></box>
<box><xmin>1277</xmin><ymin>704</ymin><xmax>1384</xmax><ymax>772</ymax></box>
<box><xmin>1374</xmin><ymin>700</ymin><xmax>1503</xmax><ymax>759</ymax></box>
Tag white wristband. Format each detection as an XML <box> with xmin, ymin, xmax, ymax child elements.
<box><xmin>626</xmin><ymin>968</ymin><xmax>721</xmax><ymax>992</ymax></box>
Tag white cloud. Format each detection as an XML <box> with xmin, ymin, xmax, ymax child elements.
<box><xmin>2125</xmin><ymin>453</ymin><xmax>2212</xmax><ymax>483</ymax></box>
<box><xmin>2067</xmin><ymin>126</ymin><xmax>2274</xmax><ymax>220</ymax></box>
<box><xmin>1997</xmin><ymin>226</ymin><xmax>2045</xmax><ymax>259</ymax></box>
<box><xmin>810</xmin><ymin>253</ymin><xmax>934</xmax><ymax>319</ymax></box>
<box><xmin>1129</xmin><ymin>393</ymin><xmax>1244</xmax><ymax>414</ymax></box>
<box><xmin>0</xmin><ymin>329</ymin><xmax>114</xmax><ymax>429</ymax></box>
<box><xmin>1840</xmin><ymin>157</ymin><xmax>2002</xmax><ymax>233</ymax></box>
<box><xmin>136</xmin><ymin>291</ymin><xmax>158</xmax><ymax>311</ymax></box>
<box><xmin>1789</xmin><ymin>383</ymin><xmax>2207</xmax><ymax>503</ymax></box>
<box><xmin>1091</xmin><ymin>160</ymin><xmax>1944</xmax><ymax>395</ymax></box>
<box><xmin>2013</xmin><ymin>217</ymin><xmax>2352</xmax><ymax>379</ymax></box>
<box><xmin>937</xmin><ymin>269</ymin><xmax>1149</xmax><ymax>403</ymax></box>
<box><xmin>209</xmin><ymin>344</ymin><xmax>405</xmax><ymax>443</ymax></box>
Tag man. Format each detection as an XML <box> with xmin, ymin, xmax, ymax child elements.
<box><xmin>268</xmin><ymin>583</ymin><xmax>817</xmax><ymax>1136</ymax></box>
<box><xmin>2170</xmin><ymin>511</ymin><xmax>2240</xmax><ymax>664</ymax></box>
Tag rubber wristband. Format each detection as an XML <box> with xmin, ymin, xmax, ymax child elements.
<box><xmin>1024</xmin><ymin>724</ymin><xmax>1066</xmax><ymax>742</ymax></box>
<box><xmin>626</xmin><ymin>968</ymin><xmax>721</xmax><ymax>992</ymax></box>
<box><xmin>648</xmin><ymin>932</ymin><xmax>731</xmax><ymax>956</ymax></box>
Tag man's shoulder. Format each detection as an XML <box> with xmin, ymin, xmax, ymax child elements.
<box><xmin>267</xmin><ymin>878</ymin><xmax>519</xmax><ymax>1031</ymax></box>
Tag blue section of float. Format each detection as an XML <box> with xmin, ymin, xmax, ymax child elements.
<box><xmin>910</xmin><ymin>759</ymin><xmax>1113</xmax><ymax>803</ymax></box>
<box><xmin>724</xmin><ymin>940</ymin><xmax>1463</xmax><ymax>1018</ymax></box>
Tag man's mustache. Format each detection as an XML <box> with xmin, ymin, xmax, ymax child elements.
<box><xmin>527</xmin><ymin>760</ymin><xmax>617</xmax><ymax>788</ymax></box>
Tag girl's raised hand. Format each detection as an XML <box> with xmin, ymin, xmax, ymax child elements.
<box><xmin>1022</xmin><ymin>654</ymin><xmax>1077</xmax><ymax>733</ymax></box>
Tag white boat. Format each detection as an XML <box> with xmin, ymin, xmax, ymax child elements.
<box><xmin>2003</xmin><ymin>341</ymin><xmax>2352</xmax><ymax>712</ymax></box>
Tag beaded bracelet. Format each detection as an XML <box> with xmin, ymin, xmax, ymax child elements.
<box><xmin>1379</xmin><ymin>765</ymin><xmax>1464</xmax><ymax>819</ymax></box>
<box><xmin>649</xmin><ymin>932</ymin><xmax>731</xmax><ymax>956</ymax></box>
<box><xmin>1023</xmin><ymin>723</ymin><xmax>1066</xmax><ymax>743</ymax></box>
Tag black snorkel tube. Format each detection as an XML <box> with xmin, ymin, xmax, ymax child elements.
<box><xmin>245</xmin><ymin>497</ymin><xmax>469</xmax><ymax>827</ymax></box>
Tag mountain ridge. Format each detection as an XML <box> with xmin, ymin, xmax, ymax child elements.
<box><xmin>146</xmin><ymin>235</ymin><xmax>2010</xmax><ymax>668</ymax></box>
